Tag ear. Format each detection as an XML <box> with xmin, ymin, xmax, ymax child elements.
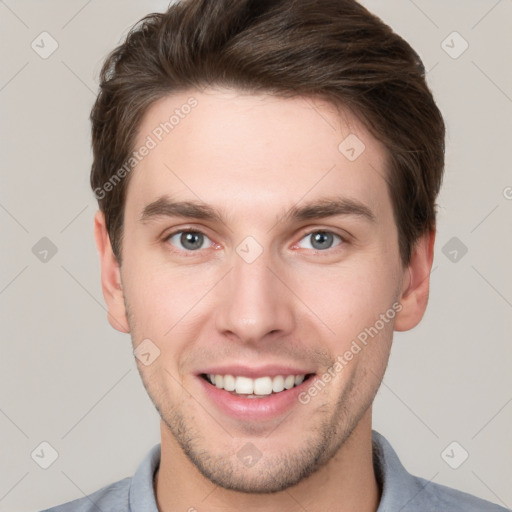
<box><xmin>93</xmin><ymin>210</ymin><xmax>130</xmax><ymax>333</ymax></box>
<box><xmin>394</xmin><ymin>229</ymin><xmax>436</xmax><ymax>332</ymax></box>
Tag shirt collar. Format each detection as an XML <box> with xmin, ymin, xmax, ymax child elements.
<box><xmin>128</xmin><ymin>431</ymin><xmax>416</xmax><ymax>511</ymax></box>
<box><xmin>129</xmin><ymin>442</ymin><xmax>160</xmax><ymax>512</ymax></box>
<box><xmin>372</xmin><ymin>430</ymin><xmax>428</xmax><ymax>511</ymax></box>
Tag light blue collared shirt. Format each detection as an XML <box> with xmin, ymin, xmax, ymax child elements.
<box><xmin>41</xmin><ymin>430</ymin><xmax>508</xmax><ymax>511</ymax></box>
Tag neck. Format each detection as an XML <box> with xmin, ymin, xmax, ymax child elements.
<box><xmin>154</xmin><ymin>410</ymin><xmax>380</xmax><ymax>512</ymax></box>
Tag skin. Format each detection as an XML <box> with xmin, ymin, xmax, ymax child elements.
<box><xmin>94</xmin><ymin>87</ymin><xmax>434</xmax><ymax>512</ymax></box>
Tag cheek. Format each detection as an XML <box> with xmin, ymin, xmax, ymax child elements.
<box><xmin>124</xmin><ymin>266</ymin><xmax>200</xmax><ymax>385</ymax></box>
<box><xmin>122</xmin><ymin>260</ymin><xmax>181</xmax><ymax>333</ymax></box>
<box><xmin>295</xmin><ymin>261</ymin><xmax>398</xmax><ymax>341</ymax></box>
<box><xmin>122</xmin><ymin>257</ymin><xmax>221</xmax><ymax>346</ymax></box>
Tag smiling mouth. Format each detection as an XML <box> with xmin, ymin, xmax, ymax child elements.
<box><xmin>200</xmin><ymin>373</ymin><xmax>315</xmax><ymax>398</ymax></box>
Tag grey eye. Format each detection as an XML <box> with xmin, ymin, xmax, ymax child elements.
<box><xmin>168</xmin><ymin>231</ymin><xmax>210</xmax><ymax>251</ymax></box>
<box><xmin>298</xmin><ymin>231</ymin><xmax>342</xmax><ymax>251</ymax></box>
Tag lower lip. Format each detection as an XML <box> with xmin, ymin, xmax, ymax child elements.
<box><xmin>197</xmin><ymin>375</ymin><xmax>315</xmax><ymax>421</ymax></box>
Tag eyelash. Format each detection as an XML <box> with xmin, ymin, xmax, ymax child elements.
<box><xmin>162</xmin><ymin>228</ymin><xmax>347</xmax><ymax>257</ymax></box>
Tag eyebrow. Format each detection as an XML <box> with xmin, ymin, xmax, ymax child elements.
<box><xmin>139</xmin><ymin>195</ymin><xmax>376</xmax><ymax>226</ymax></box>
<box><xmin>283</xmin><ymin>197</ymin><xmax>376</xmax><ymax>224</ymax></box>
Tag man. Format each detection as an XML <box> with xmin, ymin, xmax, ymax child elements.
<box><xmin>43</xmin><ymin>0</ymin><xmax>507</xmax><ymax>510</ymax></box>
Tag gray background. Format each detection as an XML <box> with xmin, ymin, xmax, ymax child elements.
<box><xmin>0</xmin><ymin>1</ymin><xmax>511</xmax><ymax>510</ymax></box>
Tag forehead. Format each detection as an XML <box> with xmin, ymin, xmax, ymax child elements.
<box><xmin>126</xmin><ymin>87</ymin><xmax>391</xmax><ymax>223</ymax></box>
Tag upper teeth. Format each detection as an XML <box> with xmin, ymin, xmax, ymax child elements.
<box><xmin>207</xmin><ymin>374</ymin><xmax>306</xmax><ymax>395</ymax></box>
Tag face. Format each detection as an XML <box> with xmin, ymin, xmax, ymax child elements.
<box><xmin>98</xmin><ymin>87</ymin><xmax>426</xmax><ymax>493</ymax></box>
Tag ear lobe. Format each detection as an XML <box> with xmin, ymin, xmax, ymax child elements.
<box><xmin>93</xmin><ymin>210</ymin><xmax>130</xmax><ymax>333</ymax></box>
<box><xmin>394</xmin><ymin>229</ymin><xmax>436</xmax><ymax>332</ymax></box>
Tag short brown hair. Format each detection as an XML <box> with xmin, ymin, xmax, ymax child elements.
<box><xmin>90</xmin><ymin>0</ymin><xmax>445</xmax><ymax>266</ymax></box>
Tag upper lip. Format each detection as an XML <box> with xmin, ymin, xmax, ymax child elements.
<box><xmin>197</xmin><ymin>365</ymin><xmax>315</xmax><ymax>379</ymax></box>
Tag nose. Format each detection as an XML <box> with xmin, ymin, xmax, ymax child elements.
<box><xmin>214</xmin><ymin>246</ymin><xmax>296</xmax><ymax>345</ymax></box>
